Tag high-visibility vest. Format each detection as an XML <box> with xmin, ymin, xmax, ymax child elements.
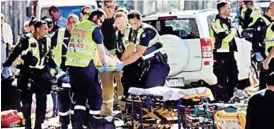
<box><xmin>123</xmin><ymin>23</ymin><xmax>164</xmax><ymax>59</ymax></box>
<box><xmin>248</xmin><ymin>11</ymin><xmax>271</xmax><ymax>27</ymax></box>
<box><xmin>265</xmin><ymin>22</ymin><xmax>274</xmax><ymax>56</ymax></box>
<box><xmin>241</xmin><ymin>5</ymin><xmax>261</xmax><ymax>20</ymax></box>
<box><xmin>53</xmin><ymin>28</ymin><xmax>66</xmax><ymax>67</ymax></box>
<box><xmin>210</xmin><ymin>18</ymin><xmax>236</xmax><ymax>53</ymax></box>
<box><xmin>22</xmin><ymin>36</ymin><xmax>51</xmax><ymax>69</ymax></box>
<box><xmin>65</xmin><ymin>20</ymin><xmax>98</xmax><ymax>67</ymax></box>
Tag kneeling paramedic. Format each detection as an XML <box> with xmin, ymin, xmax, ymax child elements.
<box><xmin>121</xmin><ymin>11</ymin><xmax>170</xmax><ymax>91</ymax></box>
<box><xmin>51</xmin><ymin>14</ymin><xmax>79</xmax><ymax>129</ymax></box>
<box><xmin>210</xmin><ymin>1</ymin><xmax>239</xmax><ymax>102</ymax></box>
<box><xmin>2</xmin><ymin>20</ymin><xmax>56</xmax><ymax>129</ymax></box>
<box><xmin>65</xmin><ymin>9</ymin><xmax>110</xmax><ymax>129</ymax></box>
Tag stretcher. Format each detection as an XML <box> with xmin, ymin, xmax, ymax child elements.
<box><xmin>125</xmin><ymin>86</ymin><xmax>215</xmax><ymax>129</ymax></box>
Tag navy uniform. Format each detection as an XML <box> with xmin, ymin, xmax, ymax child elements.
<box><xmin>210</xmin><ymin>6</ymin><xmax>239</xmax><ymax>102</ymax></box>
<box><xmin>3</xmin><ymin>32</ymin><xmax>54</xmax><ymax>129</ymax></box>
<box><xmin>51</xmin><ymin>28</ymin><xmax>72</xmax><ymax>129</ymax></box>
<box><xmin>122</xmin><ymin>21</ymin><xmax>170</xmax><ymax>93</ymax></box>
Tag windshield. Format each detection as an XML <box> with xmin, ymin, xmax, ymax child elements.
<box><xmin>41</xmin><ymin>5</ymin><xmax>96</xmax><ymax>19</ymax></box>
<box><xmin>144</xmin><ymin>18</ymin><xmax>200</xmax><ymax>39</ymax></box>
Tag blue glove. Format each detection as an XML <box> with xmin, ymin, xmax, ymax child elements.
<box><xmin>55</xmin><ymin>67</ymin><xmax>62</xmax><ymax>72</ymax></box>
<box><xmin>59</xmin><ymin>74</ymin><xmax>70</xmax><ymax>83</ymax></box>
<box><xmin>2</xmin><ymin>67</ymin><xmax>9</xmax><ymax>79</ymax></box>
<box><xmin>101</xmin><ymin>64</ymin><xmax>109</xmax><ymax>72</ymax></box>
<box><xmin>115</xmin><ymin>63</ymin><xmax>124</xmax><ymax>71</ymax></box>
<box><xmin>255</xmin><ymin>52</ymin><xmax>264</xmax><ymax>62</ymax></box>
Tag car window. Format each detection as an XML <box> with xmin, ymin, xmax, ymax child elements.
<box><xmin>144</xmin><ymin>18</ymin><xmax>200</xmax><ymax>39</ymax></box>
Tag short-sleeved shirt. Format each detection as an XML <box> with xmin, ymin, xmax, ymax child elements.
<box><xmin>139</xmin><ymin>28</ymin><xmax>157</xmax><ymax>47</ymax></box>
<box><xmin>92</xmin><ymin>27</ymin><xmax>103</xmax><ymax>44</ymax></box>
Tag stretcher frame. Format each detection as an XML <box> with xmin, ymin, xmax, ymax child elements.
<box><xmin>125</xmin><ymin>86</ymin><xmax>215</xmax><ymax>129</ymax></box>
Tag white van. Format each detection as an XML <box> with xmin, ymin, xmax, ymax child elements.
<box><xmin>36</xmin><ymin>0</ymin><xmax>98</xmax><ymax>20</ymax></box>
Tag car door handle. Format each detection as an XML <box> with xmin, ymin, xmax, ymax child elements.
<box><xmin>194</xmin><ymin>56</ymin><xmax>201</xmax><ymax>58</ymax></box>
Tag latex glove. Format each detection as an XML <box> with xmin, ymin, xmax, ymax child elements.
<box><xmin>56</xmin><ymin>70</ymin><xmax>66</xmax><ymax>80</ymax></box>
<box><xmin>101</xmin><ymin>64</ymin><xmax>109</xmax><ymax>72</ymax></box>
<box><xmin>2</xmin><ymin>67</ymin><xmax>10</xmax><ymax>79</ymax></box>
<box><xmin>55</xmin><ymin>67</ymin><xmax>62</xmax><ymax>72</ymax></box>
<box><xmin>255</xmin><ymin>52</ymin><xmax>264</xmax><ymax>62</ymax></box>
<box><xmin>60</xmin><ymin>74</ymin><xmax>70</xmax><ymax>83</ymax></box>
<box><xmin>115</xmin><ymin>62</ymin><xmax>124</xmax><ymax>71</ymax></box>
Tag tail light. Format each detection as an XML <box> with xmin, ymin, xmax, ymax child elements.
<box><xmin>200</xmin><ymin>38</ymin><xmax>212</xmax><ymax>58</ymax></box>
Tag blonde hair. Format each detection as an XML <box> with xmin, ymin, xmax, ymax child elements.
<box><xmin>67</xmin><ymin>14</ymin><xmax>79</xmax><ymax>23</ymax></box>
<box><xmin>114</xmin><ymin>12</ymin><xmax>127</xmax><ymax>20</ymax></box>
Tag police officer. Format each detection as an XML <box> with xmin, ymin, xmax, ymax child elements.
<box><xmin>210</xmin><ymin>1</ymin><xmax>239</xmax><ymax>102</ymax></box>
<box><xmin>262</xmin><ymin>22</ymin><xmax>274</xmax><ymax>86</ymax></box>
<box><xmin>65</xmin><ymin>9</ymin><xmax>108</xmax><ymax>129</ymax></box>
<box><xmin>51</xmin><ymin>14</ymin><xmax>79</xmax><ymax>129</ymax></box>
<box><xmin>239</xmin><ymin>0</ymin><xmax>262</xmax><ymax>29</ymax></box>
<box><xmin>121</xmin><ymin>11</ymin><xmax>170</xmax><ymax>91</ymax></box>
<box><xmin>2</xmin><ymin>20</ymin><xmax>53</xmax><ymax>129</ymax></box>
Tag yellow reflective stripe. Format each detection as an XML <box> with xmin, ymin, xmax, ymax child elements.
<box><xmin>66</xmin><ymin>58</ymin><xmax>91</xmax><ymax>67</ymax></box>
<box><xmin>265</xmin><ymin>23</ymin><xmax>274</xmax><ymax>56</ymax></box>
<box><xmin>67</xmin><ymin>47</ymin><xmax>96</xmax><ymax>56</ymax></box>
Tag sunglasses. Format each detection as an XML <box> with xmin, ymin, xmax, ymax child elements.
<box><xmin>82</xmin><ymin>12</ymin><xmax>91</xmax><ymax>15</ymax></box>
<box><xmin>105</xmin><ymin>5</ymin><xmax>114</xmax><ymax>9</ymax></box>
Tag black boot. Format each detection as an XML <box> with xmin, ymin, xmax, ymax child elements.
<box><xmin>33</xmin><ymin>124</ymin><xmax>42</xmax><ymax>129</ymax></box>
<box><xmin>25</xmin><ymin>119</ymin><xmax>32</xmax><ymax>129</ymax></box>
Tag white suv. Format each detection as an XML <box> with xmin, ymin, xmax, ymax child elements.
<box><xmin>142</xmin><ymin>10</ymin><xmax>252</xmax><ymax>87</ymax></box>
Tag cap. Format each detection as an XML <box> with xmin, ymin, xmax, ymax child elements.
<box><xmin>41</xmin><ymin>16</ymin><xmax>53</xmax><ymax>27</ymax></box>
<box><xmin>217</xmin><ymin>0</ymin><xmax>228</xmax><ymax>10</ymax></box>
<box><xmin>1</xmin><ymin>13</ymin><xmax>4</xmax><ymax>18</ymax></box>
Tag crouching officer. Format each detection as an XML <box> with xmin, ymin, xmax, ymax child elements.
<box><xmin>262</xmin><ymin>22</ymin><xmax>274</xmax><ymax>87</ymax></box>
<box><xmin>2</xmin><ymin>20</ymin><xmax>53</xmax><ymax>129</ymax></box>
<box><xmin>121</xmin><ymin>11</ymin><xmax>170</xmax><ymax>90</ymax></box>
<box><xmin>210</xmin><ymin>1</ymin><xmax>239</xmax><ymax>102</ymax></box>
<box><xmin>65</xmin><ymin>9</ymin><xmax>108</xmax><ymax>129</ymax></box>
<box><xmin>51</xmin><ymin>14</ymin><xmax>79</xmax><ymax>129</ymax></box>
